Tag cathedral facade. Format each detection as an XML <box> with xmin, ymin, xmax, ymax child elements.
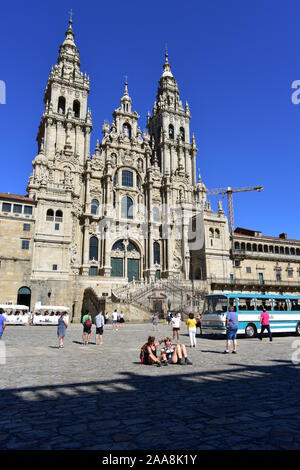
<box><xmin>1</xmin><ymin>19</ymin><xmax>299</xmax><ymax>320</ymax></box>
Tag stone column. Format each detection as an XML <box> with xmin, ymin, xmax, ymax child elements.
<box><xmin>83</xmin><ymin>219</ymin><xmax>90</xmax><ymax>269</ymax></box>
<box><xmin>84</xmin><ymin>127</ymin><xmax>91</xmax><ymax>160</ymax></box>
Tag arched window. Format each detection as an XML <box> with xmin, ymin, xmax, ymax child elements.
<box><xmin>296</xmin><ymin>248</ymin><xmax>300</xmax><ymax>256</ymax></box>
<box><xmin>91</xmin><ymin>199</ymin><xmax>99</xmax><ymax>215</ymax></box>
<box><xmin>246</xmin><ymin>243</ymin><xmax>252</xmax><ymax>251</ymax></box>
<box><xmin>17</xmin><ymin>286</ymin><xmax>31</xmax><ymax>309</ymax></box>
<box><xmin>46</xmin><ymin>209</ymin><xmax>54</xmax><ymax>221</ymax></box>
<box><xmin>280</xmin><ymin>247</ymin><xmax>284</xmax><ymax>254</ymax></box>
<box><xmin>179</xmin><ymin>127</ymin><xmax>185</xmax><ymax>142</ymax></box>
<box><xmin>215</xmin><ymin>229</ymin><xmax>220</xmax><ymax>239</ymax></box>
<box><xmin>122</xmin><ymin>123</ymin><xmax>131</xmax><ymax>139</ymax></box>
<box><xmin>113</xmin><ymin>171</ymin><xmax>118</xmax><ymax>186</ymax></box>
<box><xmin>269</xmin><ymin>245</ymin><xmax>274</xmax><ymax>253</ymax></box>
<box><xmin>264</xmin><ymin>245</ymin><xmax>269</xmax><ymax>253</ymax></box>
<box><xmin>253</xmin><ymin>244</ymin><xmax>257</xmax><ymax>252</ymax></box>
<box><xmin>234</xmin><ymin>242</ymin><xmax>240</xmax><ymax>250</ymax></box>
<box><xmin>154</xmin><ymin>242</ymin><xmax>160</xmax><ymax>264</ymax></box>
<box><xmin>285</xmin><ymin>247</ymin><xmax>290</xmax><ymax>255</ymax></box>
<box><xmin>89</xmin><ymin>236</ymin><xmax>98</xmax><ymax>261</ymax></box>
<box><xmin>137</xmin><ymin>175</ymin><xmax>141</xmax><ymax>189</ymax></box>
<box><xmin>55</xmin><ymin>210</ymin><xmax>63</xmax><ymax>222</ymax></box>
<box><xmin>58</xmin><ymin>96</ymin><xmax>66</xmax><ymax>115</ymax></box>
<box><xmin>128</xmin><ymin>241</ymin><xmax>138</xmax><ymax>252</ymax></box>
<box><xmin>122</xmin><ymin>170</ymin><xmax>133</xmax><ymax>187</ymax></box>
<box><xmin>121</xmin><ymin>196</ymin><xmax>133</xmax><ymax>219</ymax></box>
<box><xmin>258</xmin><ymin>244</ymin><xmax>263</xmax><ymax>253</ymax></box>
<box><xmin>153</xmin><ymin>207</ymin><xmax>160</xmax><ymax>223</ymax></box>
<box><xmin>290</xmin><ymin>247</ymin><xmax>295</xmax><ymax>255</ymax></box>
<box><xmin>113</xmin><ymin>191</ymin><xmax>116</xmax><ymax>208</ymax></box>
<box><xmin>73</xmin><ymin>100</ymin><xmax>80</xmax><ymax>118</ymax></box>
<box><xmin>169</xmin><ymin>124</ymin><xmax>174</xmax><ymax>139</ymax></box>
<box><xmin>112</xmin><ymin>240</ymin><xmax>124</xmax><ymax>251</ymax></box>
<box><xmin>209</xmin><ymin>228</ymin><xmax>214</xmax><ymax>238</ymax></box>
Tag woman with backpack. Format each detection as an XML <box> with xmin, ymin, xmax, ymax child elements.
<box><xmin>82</xmin><ymin>311</ymin><xmax>92</xmax><ymax>345</ymax></box>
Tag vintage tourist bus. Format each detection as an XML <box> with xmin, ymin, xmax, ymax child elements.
<box><xmin>0</xmin><ymin>305</ymin><xmax>30</xmax><ymax>325</ymax></box>
<box><xmin>201</xmin><ymin>293</ymin><xmax>300</xmax><ymax>337</ymax></box>
<box><xmin>32</xmin><ymin>306</ymin><xmax>70</xmax><ymax>326</ymax></box>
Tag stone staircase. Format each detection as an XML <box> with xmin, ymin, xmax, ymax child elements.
<box><xmin>111</xmin><ymin>279</ymin><xmax>208</xmax><ymax>317</ymax></box>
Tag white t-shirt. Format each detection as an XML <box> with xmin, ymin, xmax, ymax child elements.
<box><xmin>172</xmin><ymin>317</ymin><xmax>181</xmax><ymax>328</ymax></box>
<box><xmin>112</xmin><ymin>311</ymin><xmax>118</xmax><ymax>321</ymax></box>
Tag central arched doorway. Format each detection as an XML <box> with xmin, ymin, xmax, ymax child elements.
<box><xmin>17</xmin><ymin>286</ymin><xmax>31</xmax><ymax>309</ymax></box>
<box><xmin>110</xmin><ymin>239</ymin><xmax>141</xmax><ymax>281</ymax></box>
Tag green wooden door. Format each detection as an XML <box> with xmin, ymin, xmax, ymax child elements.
<box><xmin>111</xmin><ymin>258</ymin><xmax>123</xmax><ymax>277</ymax></box>
<box><xmin>127</xmin><ymin>259</ymin><xmax>139</xmax><ymax>282</ymax></box>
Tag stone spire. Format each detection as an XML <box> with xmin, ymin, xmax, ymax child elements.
<box><xmin>161</xmin><ymin>51</ymin><xmax>173</xmax><ymax>78</ymax></box>
<box><xmin>55</xmin><ymin>15</ymin><xmax>82</xmax><ymax>81</ymax></box>
<box><xmin>120</xmin><ymin>77</ymin><xmax>132</xmax><ymax>113</ymax></box>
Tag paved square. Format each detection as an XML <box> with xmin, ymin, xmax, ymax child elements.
<box><xmin>0</xmin><ymin>322</ymin><xmax>300</xmax><ymax>450</ymax></box>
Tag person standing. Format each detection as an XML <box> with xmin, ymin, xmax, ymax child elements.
<box><xmin>224</xmin><ymin>306</ymin><xmax>238</xmax><ymax>354</ymax></box>
<box><xmin>119</xmin><ymin>311</ymin><xmax>125</xmax><ymax>329</ymax></box>
<box><xmin>152</xmin><ymin>312</ymin><xmax>159</xmax><ymax>331</ymax></box>
<box><xmin>104</xmin><ymin>312</ymin><xmax>109</xmax><ymax>325</ymax></box>
<box><xmin>259</xmin><ymin>307</ymin><xmax>272</xmax><ymax>342</ymax></box>
<box><xmin>95</xmin><ymin>311</ymin><xmax>105</xmax><ymax>345</ymax></box>
<box><xmin>171</xmin><ymin>312</ymin><xmax>181</xmax><ymax>342</ymax></box>
<box><xmin>82</xmin><ymin>311</ymin><xmax>92</xmax><ymax>345</ymax></box>
<box><xmin>186</xmin><ymin>313</ymin><xmax>197</xmax><ymax>347</ymax></box>
<box><xmin>0</xmin><ymin>308</ymin><xmax>6</xmax><ymax>340</ymax></box>
<box><xmin>196</xmin><ymin>312</ymin><xmax>202</xmax><ymax>336</ymax></box>
<box><xmin>112</xmin><ymin>309</ymin><xmax>118</xmax><ymax>331</ymax></box>
<box><xmin>57</xmin><ymin>311</ymin><xmax>68</xmax><ymax>348</ymax></box>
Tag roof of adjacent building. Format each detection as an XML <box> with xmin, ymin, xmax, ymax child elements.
<box><xmin>234</xmin><ymin>227</ymin><xmax>300</xmax><ymax>244</ymax></box>
<box><xmin>0</xmin><ymin>193</ymin><xmax>36</xmax><ymax>204</ymax></box>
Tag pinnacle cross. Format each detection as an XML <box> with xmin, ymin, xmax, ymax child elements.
<box><xmin>165</xmin><ymin>43</ymin><xmax>168</xmax><ymax>62</ymax></box>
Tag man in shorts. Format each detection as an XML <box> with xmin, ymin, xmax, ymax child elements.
<box><xmin>224</xmin><ymin>306</ymin><xmax>238</xmax><ymax>354</ymax></box>
<box><xmin>95</xmin><ymin>311</ymin><xmax>105</xmax><ymax>345</ymax></box>
<box><xmin>112</xmin><ymin>309</ymin><xmax>118</xmax><ymax>330</ymax></box>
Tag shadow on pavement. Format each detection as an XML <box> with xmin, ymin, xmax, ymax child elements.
<box><xmin>1</xmin><ymin>361</ymin><xmax>300</xmax><ymax>450</ymax></box>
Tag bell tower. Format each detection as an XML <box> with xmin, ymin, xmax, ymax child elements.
<box><xmin>148</xmin><ymin>52</ymin><xmax>196</xmax><ymax>185</ymax></box>
<box><xmin>35</xmin><ymin>15</ymin><xmax>92</xmax><ymax>166</ymax></box>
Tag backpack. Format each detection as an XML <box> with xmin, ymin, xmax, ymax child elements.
<box><xmin>85</xmin><ymin>316</ymin><xmax>92</xmax><ymax>329</ymax></box>
<box><xmin>140</xmin><ymin>343</ymin><xmax>148</xmax><ymax>364</ymax></box>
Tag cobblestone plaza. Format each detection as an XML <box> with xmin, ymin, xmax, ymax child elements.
<box><xmin>1</xmin><ymin>323</ymin><xmax>300</xmax><ymax>450</ymax></box>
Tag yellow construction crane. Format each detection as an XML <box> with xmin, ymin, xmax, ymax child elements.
<box><xmin>207</xmin><ymin>186</ymin><xmax>264</xmax><ymax>234</ymax></box>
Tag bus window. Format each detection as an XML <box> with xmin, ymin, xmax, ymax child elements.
<box><xmin>291</xmin><ymin>300</ymin><xmax>300</xmax><ymax>311</ymax></box>
<box><xmin>273</xmin><ymin>299</ymin><xmax>289</xmax><ymax>311</ymax></box>
<box><xmin>256</xmin><ymin>299</ymin><xmax>272</xmax><ymax>311</ymax></box>
<box><xmin>228</xmin><ymin>298</ymin><xmax>237</xmax><ymax>312</ymax></box>
<box><xmin>203</xmin><ymin>296</ymin><xmax>228</xmax><ymax>314</ymax></box>
<box><xmin>238</xmin><ymin>298</ymin><xmax>255</xmax><ymax>311</ymax></box>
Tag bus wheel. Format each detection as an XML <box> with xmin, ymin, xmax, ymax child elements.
<box><xmin>245</xmin><ymin>323</ymin><xmax>257</xmax><ymax>338</ymax></box>
<box><xmin>296</xmin><ymin>322</ymin><xmax>300</xmax><ymax>336</ymax></box>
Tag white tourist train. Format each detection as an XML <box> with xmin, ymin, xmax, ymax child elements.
<box><xmin>0</xmin><ymin>305</ymin><xmax>30</xmax><ymax>325</ymax></box>
<box><xmin>32</xmin><ymin>305</ymin><xmax>70</xmax><ymax>326</ymax></box>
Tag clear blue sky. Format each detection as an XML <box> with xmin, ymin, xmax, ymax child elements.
<box><xmin>1</xmin><ymin>0</ymin><xmax>300</xmax><ymax>238</ymax></box>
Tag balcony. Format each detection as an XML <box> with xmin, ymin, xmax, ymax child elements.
<box><xmin>208</xmin><ymin>276</ymin><xmax>300</xmax><ymax>292</ymax></box>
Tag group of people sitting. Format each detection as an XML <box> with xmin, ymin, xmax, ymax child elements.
<box><xmin>141</xmin><ymin>336</ymin><xmax>192</xmax><ymax>367</ymax></box>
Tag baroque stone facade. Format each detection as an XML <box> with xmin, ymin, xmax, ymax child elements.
<box><xmin>0</xmin><ymin>19</ymin><xmax>299</xmax><ymax>320</ymax></box>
